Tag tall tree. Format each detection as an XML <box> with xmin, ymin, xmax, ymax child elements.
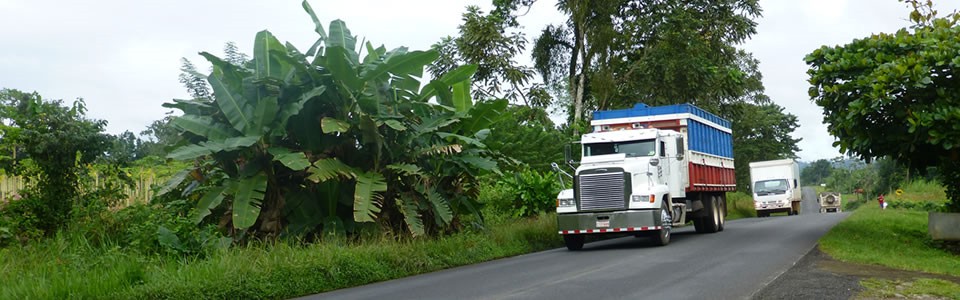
<box><xmin>531</xmin><ymin>0</ymin><xmax>623</xmax><ymax>126</ymax></box>
<box><xmin>805</xmin><ymin>0</ymin><xmax>960</xmax><ymax>211</ymax></box>
<box><xmin>0</xmin><ymin>89</ymin><xmax>110</xmax><ymax>234</ymax></box>
<box><xmin>530</xmin><ymin>0</ymin><xmax>762</xmax><ymax>123</ymax></box>
<box><xmin>801</xmin><ymin>159</ymin><xmax>832</xmax><ymax>186</ymax></box>
<box><xmin>429</xmin><ymin>6</ymin><xmax>549</xmax><ymax>107</ymax></box>
<box><xmin>731</xmin><ymin>102</ymin><xmax>801</xmax><ymax>191</ymax></box>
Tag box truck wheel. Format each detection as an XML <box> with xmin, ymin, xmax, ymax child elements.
<box><xmin>564</xmin><ymin>234</ymin><xmax>585</xmax><ymax>251</ymax></box>
<box><xmin>652</xmin><ymin>202</ymin><xmax>672</xmax><ymax>246</ymax></box>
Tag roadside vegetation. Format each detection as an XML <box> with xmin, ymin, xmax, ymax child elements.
<box><xmin>818</xmin><ymin>179</ymin><xmax>960</xmax><ymax>297</ymax></box>
<box><xmin>0</xmin><ymin>213</ymin><xmax>560</xmax><ymax>299</ymax></box>
<box><xmin>726</xmin><ymin>192</ymin><xmax>756</xmax><ymax>219</ymax></box>
<box><xmin>859</xmin><ymin>278</ymin><xmax>960</xmax><ymax>299</ymax></box>
<box><xmin>0</xmin><ymin>0</ymin><xmax>812</xmax><ymax>298</ymax></box>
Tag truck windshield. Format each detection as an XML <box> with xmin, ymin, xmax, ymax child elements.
<box><xmin>583</xmin><ymin>139</ymin><xmax>656</xmax><ymax>158</ymax></box>
<box><xmin>754</xmin><ymin>179</ymin><xmax>789</xmax><ymax>195</ymax></box>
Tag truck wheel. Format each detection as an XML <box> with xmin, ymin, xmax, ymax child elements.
<box><xmin>693</xmin><ymin>217</ymin><xmax>706</xmax><ymax>232</ymax></box>
<box><xmin>696</xmin><ymin>194</ymin><xmax>720</xmax><ymax>233</ymax></box>
<box><xmin>820</xmin><ymin>208</ymin><xmax>825</xmax><ymax>213</ymax></box>
<box><xmin>564</xmin><ymin>234</ymin><xmax>585</xmax><ymax>251</ymax></box>
<box><xmin>652</xmin><ymin>203</ymin><xmax>672</xmax><ymax>246</ymax></box>
<box><xmin>716</xmin><ymin>195</ymin><xmax>726</xmax><ymax>232</ymax></box>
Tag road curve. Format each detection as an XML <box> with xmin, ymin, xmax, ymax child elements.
<box><xmin>303</xmin><ymin>188</ymin><xmax>847</xmax><ymax>300</ymax></box>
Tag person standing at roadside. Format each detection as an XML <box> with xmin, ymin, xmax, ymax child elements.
<box><xmin>878</xmin><ymin>194</ymin><xmax>885</xmax><ymax>209</ymax></box>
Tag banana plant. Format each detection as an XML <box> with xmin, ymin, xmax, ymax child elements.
<box><xmin>163</xmin><ymin>0</ymin><xmax>504</xmax><ymax>237</ymax></box>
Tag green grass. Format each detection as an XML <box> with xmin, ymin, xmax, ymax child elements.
<box><xmin>726</xmin><ymin>192</ymin><xmax>755</xmax><ymax>220</ymax></box>
<box><xmin>0</xmin><ymin>214</ymin><xmax>562</xmax><ymax>299</ymax></box>
<box><xmin>819</xmin><ymin>204</ymin><xmax>960</xmax><ymax>276</ymax></box>
<box><xmin>859</xmin><ymin>278</ymin><xmax>960</xmax><ymax>299</ymax></box>
<box><xmin>892</xmin><ymin>179</ymin><xmax>947</xmax><ymax>203</ymax></box>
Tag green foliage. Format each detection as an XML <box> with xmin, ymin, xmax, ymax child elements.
<box><xmin>102</xmin><ymin>131</ymin><xmax>152</xmax><ymax>166</ymax></box>
<box><xmin>484</xmin><ymin>105</ymin><xmax>569</xmax><ymax>173</ymax></box>
<box><xmin>485</xmin><ymin>168</ymin><xmax>562</xmax><ymax>218</ymax></box>
<box><xmin>728</xmin><ymin>102</ymin><xmax>801</xmax><ymax>191</ymax></box>
<box><xmin>886</xmin><ymin>200</ymin><xmax>944</xmax><ymax>212</ymax></box>
<box><xmin>801</xmin><ymin>159</ymin><xmax>832</xmax><ymax>186</ymax></box>
<box><xmin>725</xmin><ymin>192</ymin><xmax>756</xmax><ymax>219</ymax></box>
<box><xmin>885</xmin><ymin>178</ymin><xmax>948</xmax><ymax>212</ymax></box>
<box><xmin>165</xmin><ymin>1</ymin><xmax>503</xmax><ymax>238</ymax></box>
<box><xmin>0</xmin><ymin>89</ymin><xmax>111</xmax><ymax>235</ymax></box>
<box><xmin>111</xmin><ymin>203</ymin><xmax>230</xmax><ymax>256</ymax></box>
<box><xmin>805</xmin><ymin>11</ymin><xmax>960</xmax><ymax>211</ymax></box>
<box><xmin>429</xmin><ymin>6</ymin><xmax>544</xmax><ymax>106</ymax></box>
<box><xmin>529</xmin><ymin>0</ymin><xmax>763</xmax><ymax>122</ymax></box>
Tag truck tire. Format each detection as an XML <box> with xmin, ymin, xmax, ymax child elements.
<box><xmin>564</xmin><ymin>234</ymin><xmax>585</xmax><ymax>251</ymax></box>
<box><xmin>652</xmin><ymin>203</ymin><xmax>672</xmax><ymax>246</ymax></box>
<box><xmin>695</xmin><ymin>194</ymin><xmax>721</xmax><ymax>233</ymax></box>
<box><xmin>717</xmin><ymin>195</ymin><xmax>726</xmax><ymax>232</ymax></box>
<box><xmin>693</xmin><ymin>216</ymin><xmax>706</xmax><ymax>232</ymax></box>
<box><xmin>820</xmin><ymin>208</ymin><xmax>825</xmax><ymax>213</ymax></box>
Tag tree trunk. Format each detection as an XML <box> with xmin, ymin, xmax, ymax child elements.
<box><xmin>570</xmin><ymin>19</ymin><xmax>583</xmax><ymax>130</ymax></box>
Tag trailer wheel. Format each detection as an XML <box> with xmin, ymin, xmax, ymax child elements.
<box><xmin>695</xmin><ymin>194</ymin><xmax>720</xmax><ymax>233</ymax></box>
<box><xmin>563</xmin><ymin>234</ymin><xmax>585</xmax><ymax>251</ymax></box>
<box><xmin>717</xmin><ymin>195</ymin><xmax>726</xmax><ymax>232</ymax></box>
<box><xmin>652</xmin><ymin>202</ymin><xmax>672</xmax><ymax>246</ymax></box>
<box><xmin>693</xmin><ymin>217</ymin><xmax>705</xmax><ymax>232</ymax></box>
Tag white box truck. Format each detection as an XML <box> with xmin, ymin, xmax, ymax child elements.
<box><xmin>749</xmin><ymin>159</ymin><xmax>801</xmax><ymax>217</ymax></box>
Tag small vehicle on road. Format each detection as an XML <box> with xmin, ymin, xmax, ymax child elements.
<box><xmin>749</xmin><ymin>159</ymin><xmax>802</xmax><ymax>217</ymax></box>
<box><xmin>818</xmin><ymin>192</ymin><xmax>841</xmax><ymax>213</ymax></box>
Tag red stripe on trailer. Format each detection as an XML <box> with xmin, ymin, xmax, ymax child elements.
<box><xmin>687</xmin><ymin>162</ymin><xmax>736</xmax><ymax>192</ymax></box>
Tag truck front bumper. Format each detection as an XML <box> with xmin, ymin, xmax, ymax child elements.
<box><xmin>557</xmin><ymin>209</ymin><xmax>663</xmax><ymax>235</ymax></box>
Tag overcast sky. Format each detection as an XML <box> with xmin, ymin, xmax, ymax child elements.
<box><xmin>1</xmin><ymin>0</ymin><xmax>957</xmax><ymax>162</ymax></box>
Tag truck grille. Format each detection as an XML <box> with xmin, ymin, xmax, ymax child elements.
<box><xmin>578</xmin><ymin>172</ymin><xmax>626</xmax><ymax>211</ymax></box>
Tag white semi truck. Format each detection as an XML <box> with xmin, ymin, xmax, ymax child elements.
<box><xmin>749</xmin><ymin>159</ymin><xmax>802</xmax><ymax>217</ymax></box>
<box><xmin>555</xmin><ymin>103</ymin><xmax>736</xmax><ymax>250</ymax></box>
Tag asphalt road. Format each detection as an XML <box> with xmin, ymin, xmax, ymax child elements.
<box><xmin>305</xmin><ymin>187</ymin><xmax>846</xmax><ymax>300</ymax></box>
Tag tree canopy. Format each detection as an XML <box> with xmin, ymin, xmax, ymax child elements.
<box><xmin>805</xmin><ymin>1</ymin><xmax>960</xmax><ymax>211</ymax></box>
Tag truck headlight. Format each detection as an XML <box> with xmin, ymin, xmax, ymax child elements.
<box><xmin>558</xmin><ymin>199</ymin><xmax>576</xmax><ymax>207</ymax></box>
<box><xmin>631</xmin><ymin>195</ymin><xmax>654</xmax><ymax>203</ymax></box>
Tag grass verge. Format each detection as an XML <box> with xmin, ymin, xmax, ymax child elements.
<box><xmin>819</xmin><ymin>204</ymin><xmax>960</xmax><ymax>276</ymax></box>
<box><xmin>859</xmin><ymin>278</ymin><xmax>960</xmax><ymax>299</ymax></box>
<box><xmin>0</xmin><ymin>214</ymin><xmax>561</xmax><ymax>299</ymax></box>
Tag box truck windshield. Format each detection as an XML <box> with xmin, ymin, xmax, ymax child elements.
<box><xmin>584</xmin><ymin>139</ymin><xmax>656</xmax><ymax>157</ymax></box>
<box><xmin>754</xmin><ymin>179</ymin><xmax>788</xmax><ymax>195</ymax></box>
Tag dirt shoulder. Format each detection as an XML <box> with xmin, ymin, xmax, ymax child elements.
<box><xmin>752</xmin><ymin>246</ymin><xmax>960</xmax><ymax>300</ymax></box>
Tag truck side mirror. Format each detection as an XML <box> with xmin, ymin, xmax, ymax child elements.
<box><xmin>564</xmin><ymin>144</ymin><xmax>572</xmax><ymax>163</ymax></box>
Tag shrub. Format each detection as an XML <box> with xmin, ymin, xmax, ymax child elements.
<box><xmin>886</xmin><ymin>200</ymin><xmax>944</xmax><ymax>212</ymax></box>
<box><xmin>485</xmin><ymin>168</ymin><xmax>562</xmax><ymax>218</ymax></box>
<box><xmin>725</xmin><ymin>192</ymin><xmax>756</xmax><ymax>218</ymax></box>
